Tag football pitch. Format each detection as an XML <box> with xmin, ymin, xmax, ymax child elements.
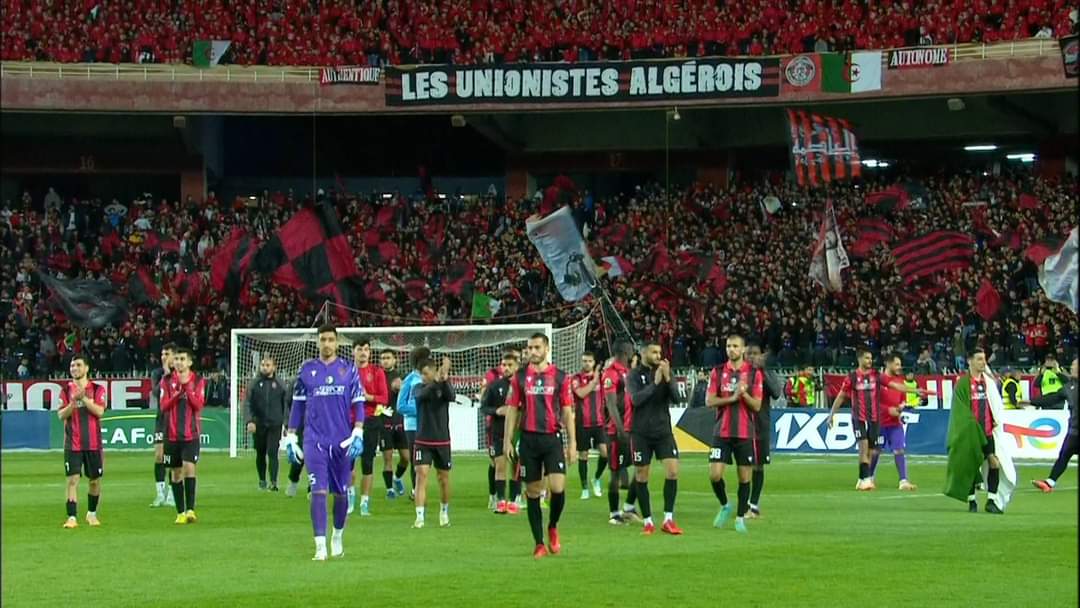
<box><xmin>2</xmin><ymin>451</ymin><xmax>1076</xmax><ymax>608</ymax></box>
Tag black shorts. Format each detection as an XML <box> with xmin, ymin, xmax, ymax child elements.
<box><xmin>709</xmin><ymin>437</ymin><xmax>755</xmax><ymax>466</ymax></box>
<box><xmin>64</xmin><ymin>450</ymin><xmax>103</xmax><ymax>479</ymax></box>
<box><xmin>488</xmin><ymin>430</ymin><xmax>507</xmax><ymax>458</ymax></box>
<box><xmin>630</xmin><ymin>432</ymin><xmax>678</xmax><ymax>465</ymax></box>
<box><xmin>982</xmin><ymin>435</ymin><xmax>996</xmax><ymax>457</ymax></box>
<box><xmin>362</xmin><ymin>418</ymin><xmax>384</xmax><ymax>461</ymax></box>
<box><xmin>163</xmin><ymin>440</ymin><xmax>199</xmax><ymax>467</ymax></box>
<box><xmin>413</xmin><ymin>443</ymin><xmax>452</xmax><ymax>471</ymax></box>
<box><xmin>853</xmin><ymin>420</ymin><xmax>880</xmax><ymax>446</ymax></box>
<box><xmin>518</xmin><ymin>431</ymin><xmax>566</xmax><ymax>483</ymax></box>
<box><xmin>754</xmin><ymin>416</ymin><xmax>772</xmax><ymax>465</ymax></box>
<box><xmin>576</xmin><ymin>426</ymin><xmax>607</xmax><ymax>452</ymax></box>
<box><xmin>380</xmin><ymin>418</ymin><xmax>409</xmax><ymax>451</ymax></box>
<box><xmin>607</xmin><ymin>433</ymin><xmax>630</xmax><ymax>472</ymax></box>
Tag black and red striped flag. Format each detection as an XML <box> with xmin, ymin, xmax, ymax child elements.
<box><xmin>443</xmin><ymin>261</ymin><xmax>475</xmax><ymax>296</ymax></box>
<box><xmin>403</xmin><ymin>276</ymin><xmax>429</xmax><ymax>301</ymax></box>
<box><xmin>210</xmin><ymin>228</ymin><xmax>258</xmax><ymax>299</ymax></box>
<box><xmin>890</xmin><ymin>231</ymin><xmax>974</xmax><ymax>284</ymax></box>
<box><xmin>253</xmin><ymin>200</ymin><xmax>363</xmax><ymax>320</ymax></box>
<box><xmin>849</xmin><ymin>217</ymin><xmax>895</xmax><ymax>257</ymax></box>
<box><xmin>785</xmin><ymin>109</ymin><xmax>861</xmax><ymax>188</ymax></box>
<box><xmin>127</xmin><ymin>267</ymin><xmax>161</xmax><ymax>306</ymax></box>
<box><xmin>866</xmin><ymin>180</ymin><xmax>930</xmax><ymax>212</ymax></box>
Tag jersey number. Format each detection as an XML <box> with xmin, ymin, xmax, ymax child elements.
<box><xmin>710</xmin><ymin>448</ymin><xmax>723</xmax><ymax>460</ymax></box>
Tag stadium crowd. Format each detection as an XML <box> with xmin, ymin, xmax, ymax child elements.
<box><xmin>2</xmin><ymin>169</ymin><xmax>1077</xmax><ymax>380</ymax></box>
<box><xmin>1</xmin><ymin>0</ymin><xmax>1077</xmax><ymax>66</ymax></box>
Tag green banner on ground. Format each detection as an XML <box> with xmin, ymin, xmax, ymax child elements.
<box><xmin>50</xmin><ymin>409</ymin><xmax>230</xmax><ymax>450</ymax></box>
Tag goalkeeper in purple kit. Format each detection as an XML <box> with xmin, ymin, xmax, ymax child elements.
<box><xmin>283</xmin><ymin>324</ymin><xmax>365</xmax><ymax>561</ymax></box>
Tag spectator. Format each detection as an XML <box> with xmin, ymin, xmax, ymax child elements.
<box><xmin>689</xmin><ymin>369</ymin><xmax>708</xmax><ymax>408</ymax></box>
<box><xmin>915</xmin><ymin>347</ymin><xmax>938</xmax><ymax>375</ymax></box>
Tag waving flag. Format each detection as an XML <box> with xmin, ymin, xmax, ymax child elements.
<box><xmin>599</xmin><ymin>256</ymin><xmax>633</xmax><ymax>279</ymax></box>
<box><xmin>40</xmin><ymin>273</ymin><xmax>127</xmax><ymax>329</ymax></box>
<box><xmin>891</xmin><ymin>231</ymin><xmax>974</xmax><ymax>284</ymax></box>
<box><xmin>253</xmin><ymin>199</ymin><xmax>363</xmax><ymax>320</ymax></box>
<box><xmin>526</xmin><ymin>206</ymin><xmax>597</xmax><ymax>302</ymax></box>
<box><xmin>786</xmin><ymin>109</ymin><xmax>861</xmax><ymax>187</ymax></box>
<box><xmin>976</xmin><ymin>279</ymin><xmax>1002</xmax><ymax>320</ymax></box>
<box><xmin>808</xmin><ymin>201</ymin><xmax>849</xmax><ymax>292</ymax></box>
<box><xmin>210</xmin><ymin>228</ymin><xmax>257</xmax><ymax>298</ymax></box>
<box><xmin>443</xmin><ymin>261</ymin><xmax>475</xmax><ymax>296</ymax></box>
<box><xmin>1032</xmin><ymin>228</ymin><xmax>1078</xmax><ymax>312</ymax></box>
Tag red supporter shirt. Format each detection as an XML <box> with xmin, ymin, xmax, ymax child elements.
<box><xmin>357</xmin><ymin>363</ymin><xmax>389</xmax><ymax>420</ymax></box>
<box><xmin>879</xmin><ymin>373</ymin><xmax>905</xmax><ymax>428</ymax></box>
<box><xmin>61</xmin><ymin>381</ymin><xmax>107</xmax><ymax>451</ymax></box>
<box><xmin>160</xmin><ymin>372</ymin><xmax>207</xmax><ymax>443</ymax></box>
<box><xmin>709</xmin><ymin>360</ymin><xmax>763</xmax><ymax>440</ymax></box>
<box><xmin>602</xmin><ymin>360</ymin><xmax>632</xmax><ymax>434</ymax></box>
<box><xmin>839</xmin><ymin>368</ymin><xmax>882</xmax><ymax>424</ymax></box>
<box><xmin>572</xmin><ymin>371</ymin><xmax>605</xmax><ymax>428</ymax></box>
<box><xmin>506</xmin><ymin>363</ymin><xmax>573</xmax><ymax>434</ymax></box>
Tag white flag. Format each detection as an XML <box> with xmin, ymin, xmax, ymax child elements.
<box><xmin>1038</xmin><ymin>227</ymin><xmax>1078</xmax><ymax>312</ymax></box>
<box><xmin>808</xmin><ymin>201</ymin><xmax>849</xmax><ymax>292</ymax></box>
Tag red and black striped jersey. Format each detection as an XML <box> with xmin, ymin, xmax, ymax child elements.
<box><xmin>160</xmin><ymin>372</ymin><xmax>207</xmax><ymax>443</ymax></box>
<box><xmin>60</xmin><ymin>381</ymin><xmax>107</xmax><ymax>451</ymax></box>
<box><xmin>602</xmin><ymin>360</ymin><xmax>632</xmax><ymax>434</ymax></box>
<box><xmin>572</xmin><ymin>371</ymin><xmax>605</xmax><ymax>428</ymax></box>
<box><xmin>709</xmin><ymin>360</ymin><xmax>763</xmax><ymax>440</ymax></box>
<box><xmin>839</xmin><ymin>369</ymin><xmax>881</xmax><ymax>424</ymax></box>
<box><xmin>506</xmin><ymin>363</ymin><xmax>573</xmax><ymax>434</ymax></box>
<box><xmin>969</xmin><ymin>375</ymin><xmax>994</xmax><ymax>436</ymax></box>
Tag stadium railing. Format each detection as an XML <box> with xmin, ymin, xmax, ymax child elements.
<box><xmin>0</xmin><ymin>38</ymin><xmax>1063</xmax><ymax>83</ymax></box>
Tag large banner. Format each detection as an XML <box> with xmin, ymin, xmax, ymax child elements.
<box><xmin>4</xmin><ymin>379</ymin><xmax>152</xmax><ymax>411</ymax></box>
<box><xmin>49</xmin><ymin>408</ymin><xmax>230</xmax><ymax>450</ymax></box>
<box><xmin>385</xmin><ymin>57</ymin><xmax>780</xmax><ymax>106</ymax></box>
<box><xmin>677</xmin><ymin>407</ymin><xmax>1068</xmax><ymax>458</ymax></box>
<box><xmin>887</xmin><ymin>47</ymin><xmax>950</xmax><ymax>69</ymax></box>
<box><xmin>320</xmin><ymin>65</ymin><xmax>381</xmax><ymax>86</ymax></box>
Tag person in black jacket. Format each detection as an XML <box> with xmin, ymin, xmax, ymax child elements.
<box><xmin>245</xmin><ymin>356</ymin><xmax>289</xmax><ymax>491</ymax></box>
<box><xmin>1027</xmin><ymin>357</ymin><xmax>1078</xmax><ymax>493</ymax></box>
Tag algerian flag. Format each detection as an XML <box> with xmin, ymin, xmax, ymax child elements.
<box><xmin>471</xmin><ymin>291</ymin><xmax>495</xmax><ymax>319</ymax></box>
<box><xmin>193</xmin><ymin>40</ymin><xmax>232</xmax><ymax>68</ymax></box>
<box><xmin>1037</xmin><ymin>227</ymin><xmax>1078</xmax><ymax>312</ymax></box>
<box><xmin>944</xmin><ymin>371</ymin><xmax>1017</xmax><ymax>511</ymax></box>
<box><xmin>822</xmin><ymin>52</ymin><xmax>882</xmax><ymax>93</ymax></box>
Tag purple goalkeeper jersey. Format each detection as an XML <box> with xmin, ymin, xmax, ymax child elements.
<box><xmin>289</xmin><ymin>357</ymin><xmax>365</xmax><ymax>445</ymax></box>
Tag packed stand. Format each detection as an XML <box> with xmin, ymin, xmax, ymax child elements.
<box><xmin>2</xmin><ymin>169</ymin><xmax>1077</xmax><ymax>382</ymax></box>
<box><xmin>2</xmin><ymin>0</ymin><xmax>1077</xmax><ymax>66</ymax></box>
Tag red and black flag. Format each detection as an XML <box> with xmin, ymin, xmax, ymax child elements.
<box><xmin>633</xmin><ymin>281</ymin><xmax>684</xmax><ymax>322</ymax></box>
<box><xmin>143</xmin><ymin>231</ymin><xmax>180</xmax><ymax>254</ymax></box>
<box><xmin>40</xmin><ymin>273</ymin><xmax>127</xmax><ymax>329</ymax></box>
<box><xmin>976</xmin><ymin>278</ymin><xmax>1002</xmax><ymax>321</ymax></box>
<box><xmin>865</xmin><ymin>180</ymin><xmax>930</xmax><ymax>212</ymax></box>
<box><xmin>364</xmin><ymin>282</ymin><xmax>387</xmax><ymax>304</ymax></box>
<box><xmin>210</xmin><ymin>228</ymin><xmax>258</xmax><ymax>298</ymax></box>
<box><xmin>127</xmin><ymin>268</ymin><xmax>161</xmax><ymax>306</ymax></box>
<box><xmin>374</xmin><ymin>204</ymin><xmax>397</xmax><ymax>229</ymax></box>
<box><xmin>640</xmin><ymin>243</ymin><xmax>672</xmax><ymax>275</ymax></box>
<box><xmin>595</xmin><ymin>223</ymin><xmax>630</xmax><ymax>246</ymax></box>
<box><xmin>253</xmin><ymin>200</ymin><xmax>363</xmax><ymax>318</ymax></box>
<box><xmin>1026</xmin><ymin>234</ymin><xmax>1069</xmax><ymax>265</ymax></box>
<box><xmin>443</xmin><ymin>261</ymin><xmax>475</xmax><ymax>296</ymax></box>
<box><xmin>1017</xmin><ymin>190</ymin><xmax>1042</xmax><ymax>211</ymax></box>
<box><xmin>890</xmin><ymin>231</ymin><xmax>974</xmax><ymax>284</ymax></box>
<box><xmin>785</xmin><ymin>109</ymin><xmax>861</xmax><ymax>187</ymax></box>
<box><xmin>403</xmin><ymin>276</ymin><xmax>429</xmax><ymax>301</ymax></box>
<box><xmin>849</xmin><ymin>217</ymin><xmax>895</xmax><ymax>257</ymax></box>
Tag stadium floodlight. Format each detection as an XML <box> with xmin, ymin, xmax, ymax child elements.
<box><xmin>877</xmin><ymin>161</ymin><xmax>890</xmax><ymax>167</ymax></box>
<box><xmin>381</xmin><ymin>192</ymin><xmax>393</xmax><ymax>199</ymax></box>
<box><xmin>861</xmin><ymin>159</ymin><xmax>880</xmax><ymax>167</ymax></box>
<box><xmin>228</xmin><ymin>320</ymin><xmax>590</xmax><ymax>457</ymax></box>
<box><xmin>1006</xmin><ymin>153</ymin><xmax>1036</xmax><ymax>161</ymax></box>
<box><xmin>964</xmin><ymin>144</ymin><xmax>998</xmax><ymax>151</ymax></box>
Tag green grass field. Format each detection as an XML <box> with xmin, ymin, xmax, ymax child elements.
<box><xmin>2</xmin><ymin>451</ymin><xmax>1076</xmax><ymax>607</ymax></box>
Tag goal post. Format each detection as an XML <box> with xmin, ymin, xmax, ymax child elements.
<box><xmin>228</xmin><ymin>318</ymin><xmax>590</xmax><ymax>457</ymax></box>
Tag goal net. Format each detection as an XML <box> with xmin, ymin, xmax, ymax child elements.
<box><xmin>228</xmin><ymin>318</ymin><xmax>590</xmax><ymax>457</ymax></box>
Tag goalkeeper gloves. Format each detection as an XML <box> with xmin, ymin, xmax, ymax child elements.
<box><xmin>284</xmin><ymin>432</ymin><xmax>304</xmax><ymax>465</ymax></box>
<box><xmin>374</xmin><ymin>405</ymin><xmax>394</xmax><ymax>417</ymax></box>
<box><xmin>340</xmin><ymin>428</ymin><xmax>364</xmax><ymax>460</ymax></box>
